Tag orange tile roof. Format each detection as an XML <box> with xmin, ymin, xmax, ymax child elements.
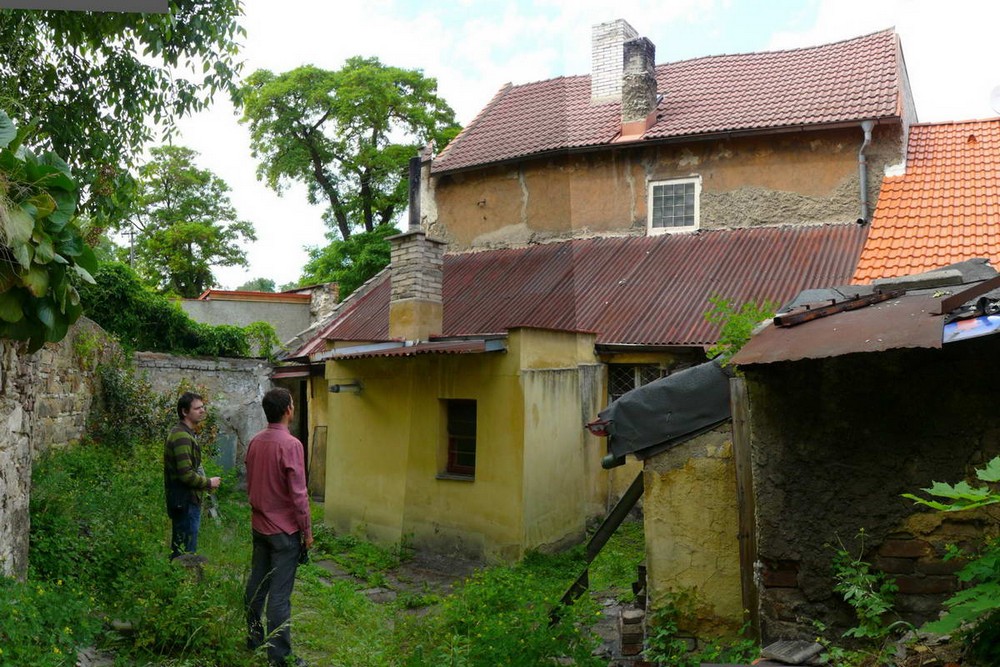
<box><xmin>853</xmin><ymin>118</ymin><xmax>1000</xmax><ymax>283</ymax></box>
<box><xmin>433</xmin><ymin>29</ymin><xmax>903</xmax><ymax>174</ymax></box>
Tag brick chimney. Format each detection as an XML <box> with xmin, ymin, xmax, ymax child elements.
<box><xmin>388</xmin><ymin>230</ymin><xmax>445</xmax><ymax>341</ymax></box>
<box><xmin>591</xmin><ymin>19</ymin><xmax>639</xmax><ymax>103</ymax></box>
<box><xmin>621</xmin><ymin>37</ymin><xmax>657</xmax><ymax>126</ymax></box>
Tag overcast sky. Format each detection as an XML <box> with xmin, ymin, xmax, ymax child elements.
<box><xmin>167</xmin><ymin>0</ymin><xmax>1000</xmax><ymax>289</ymax></box>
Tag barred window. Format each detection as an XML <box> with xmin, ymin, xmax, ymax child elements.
<box><xmin>608</xmin><ymin>364</ymin><xmax>664</xmax><ymax>403</ymax></box>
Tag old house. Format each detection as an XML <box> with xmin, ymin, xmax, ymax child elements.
<box><xmin>288</xmin><ymin>21</ymin><xmax>918</xmax><ymax>563</ymax></box>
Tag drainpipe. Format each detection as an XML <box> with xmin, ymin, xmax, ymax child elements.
<box><xmin>858</xmin><ymin>120</ymin><xmax>875</xmax><ymax>223</ymax></box>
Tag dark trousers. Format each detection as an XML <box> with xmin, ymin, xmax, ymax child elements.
<box><xmin>168</xmin><ymin>502</ymin><xmax>201</xmax><ymax>559</ymax></box>
<box><xmin>245</xmin><ymin>530</ymin><xmax>300</xmax><ymax>665</ymax></box>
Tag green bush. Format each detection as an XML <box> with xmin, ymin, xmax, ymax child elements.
<box><xmin>79</xmin><ymin>262</ymin><xmax>278</xmax><ymax>358</ymax></box>
<box><xmin>0</xmin><ymin>576</ymin><xmax>99</xmax><ymax>667</ymax></box>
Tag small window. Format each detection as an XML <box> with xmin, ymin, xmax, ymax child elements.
<box><xmin>608</xmin><ymin>364</ymin><xmax>664</xmax><ymax>403</ymax></box>
<box><xmin>445</xmin><ymin>399</ymin><xmax>477</xmax><ymax>477</ymax></box>
<box><xmin>648</xmin><ymin>177</ymin><xmax>700</xmax><ymax>234</ymax></box>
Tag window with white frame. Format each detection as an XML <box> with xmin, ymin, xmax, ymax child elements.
<box><xmin>648</xmin><ymin>176</ymin><xmax>700</xmax><ymax>233</ymax></box>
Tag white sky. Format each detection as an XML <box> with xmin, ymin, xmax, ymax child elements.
<box><xmin>167</xmin><ymin>0</ymin><xmax>1000</xmax><ymax>289</ymax></box>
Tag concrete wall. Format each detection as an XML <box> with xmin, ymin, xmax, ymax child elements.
<box><xmin>180</xmin><ymin>299</ymin><xmax>311</xmax><ymax>348</ymax></box>
<box><xmin>427</xmin><ymin>126</ymin><xmax>902</xmax><ymax>250</ymax></box>
<box><xmin>644</xmin><ymin>425</ymin><xmax>743</xmax><ymax>638</ymax></box>
<box><xmin>744</xmin><ymin>336</ymin><xmax>1000</xmax><ymax>642</ymax></box>
<box><xmin>133</xmin><ymin>352</ymin><xmax>273</xmax><ymax>471</ymax></box>
<box><xmin>0</xmin><ymin>319</ymin><xmax>119</xmax><ymax>579</ymax></box>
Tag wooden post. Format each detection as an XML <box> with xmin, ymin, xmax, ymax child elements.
<box><xmin>730</xmin><ymin>375</ymin><xmax>760</xmax><ymax>639</ymax></box>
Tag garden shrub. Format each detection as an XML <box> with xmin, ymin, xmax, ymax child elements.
<box><xmin>79</xmin><ymin>261</ymin><xmax>278</xmax><ymax>358</ymax></box>
<box><xmin>0</xmin><ymin>576</ymin><xmax>99</xmax><ymax>667</ymax></box>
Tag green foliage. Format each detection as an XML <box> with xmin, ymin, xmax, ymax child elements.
<box><xmin>703</xmin><ymin>295</ymin><xmax>779</xmax><ymax>365</ymax></box>
<box><xmin>301</xmin><ymin>225</ymin><xmax>399</xmax><ymax>298</ymax></box>
<box><xmin>830</xmin><ymin>531</ymin><xmax>901</xmax><ymax>639</ymax></box>
<box><xmin>132</xmin><ymin>145</ymin><xmax>256</xmax><ymax>297</ymax></box>
<box><xmin>0</xmin><ymin>109</ymin><xmax>96</xmax><ymax>352</ymax></box>
<box><xmin>240</xmin><ymin>58</ymin><xmax>460</xmax><ymax>240</ymax></box>
<box><xmin>0</xmin><ymin>3</ymin><xmax>246</xmax><ymax>229</ymax></box>
<box><xmin>80</xmin><ymin>262</ymin><xmax>278</xmax><ymax>357</ymax></box>
<box><xmin>645</xmin><ymin>589</ymin><xmax>758</xmax><ymax>666</ymax></box>
<box><xmin>236</xmin><ymin>276</ymin><xmax>276</xmax><ymax>292</ymax></box>
<box><xmin>588</xmin><ymin>519</ymin><xmax>643</xmax><ymax>602</ymax></box>
<box><xmin>0</xmin><ymin>576</ymin><xmax>100</xmax><ymax>666</ymax></box>
<box><xmin>904</xmin><ymin>456</ymin><xmax>1000</xmax><ymax>661</ymax></box>
<box><xmin>87</xmin><ymin>352</ymin><xmax>174</xmax><ymax>455</ymax></box>
<box><xmin>416</xmin><ymin>551</ymin><xmax>604</xmax><ymax>667</ymax></box>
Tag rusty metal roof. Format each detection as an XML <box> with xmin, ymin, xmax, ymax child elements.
<box><xmin>732</xmin><ymin>292</ymin><xmax>943</xmax><ymax>365</ymax></box>
<box><xmin>326</xmin><ymin>339</ymin><xmax>500</xmax><ymax>360</ymax></box>
<box><xmin>296</xmin><ymin>223</ymin><xmax>867</xmax><ymax>356</ymax></box>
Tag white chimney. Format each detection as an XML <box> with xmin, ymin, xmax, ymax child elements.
<box><xmin>591</xmin><ymin>19</ymin><xmax>639</xmax><ymax>103</ymax></box>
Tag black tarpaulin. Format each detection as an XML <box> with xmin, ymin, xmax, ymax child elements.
<box><xmin>599</xmin><ymin>360</ymin><xmax>733</xmax><ymax>462</ymax></box>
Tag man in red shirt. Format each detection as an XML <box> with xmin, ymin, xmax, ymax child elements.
<box><xmin>244</xmin><ymin>388</ymin><xmax>313</xmax><ymax>667</ymax></box>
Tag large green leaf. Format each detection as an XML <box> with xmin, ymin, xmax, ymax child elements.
<box><xmin>27</xmin><ymin>192</ymin><xmax>56</xmax><ymax>218</ymax></box>
<box><xmin>976</xmin><ymin>456</ymin><xmax>1000</xmax><ymax>483</ymax></box>
<box><xmin>48</xmin><ymin>191</ymin><xmax>78</xmax><ymax>228</ymax></box>
<box><xmin>12</xmin><ymin>242</ymin><xmax>34</xmax><ymax>269</ymax></box>
<box><xmin>5</xmin><ymin>207</ymin><xmax>36</xmax><ymax>245</ymax></box>
<box><xmin>75</xmin><ymin>243</ymin><xmax>99</xmax><ymax>274</ymax></box>
<box><xmin>22</xmin><ymin>265</ymin><xmax>50</xmax><ymax>297</ymax></box>
<box><xmin>0</xmin><ymin>111</ymin><xmax>15</xmax><ymax>149</ymax></box>
<box><xmin>33</xmin><ymin>165</ymin><xmax>75</xmax><ymax>193</ymax></box>
<box><xmin>54</xmin><ymin>229</ymin><xmax>83</xmax><ymax>257</ymax></box>
<box><xmin>35</xmin><ymin>298</ymin><xmax>56</xmax><ymax>329</ymax></box>
<box><xmin>31</xmin><ymin>229</ymin><xmax>55</xmax><ymax>264</ymax></box>
<box><xmin>0</xmin><ymin>290</ymin><xmax>24</xmax><ymax>323</ymax></box>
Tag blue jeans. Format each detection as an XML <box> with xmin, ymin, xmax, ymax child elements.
<box><xmin>245</xmin><ymin>530</ymin><xmax>301</xmax><ymax>665</ymax></box>
<box><xmin>169</xmin><ymin>502</ymin><xmax>201</xmax><ymax>559</ymax></box>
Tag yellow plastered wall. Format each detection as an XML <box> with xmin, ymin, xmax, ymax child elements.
<box><xmin>644</xmin><ymin>426</ymin><xmax>744</xmax><ymax>637</ymax></box>
<box><xmin>323</xmin><ymin>328</ymin><xmax>608</xmax><ymax>561</ymax></box>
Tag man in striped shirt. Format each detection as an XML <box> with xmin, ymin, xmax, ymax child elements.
<box><xmin>163</xmin><ymin>392</ymin><xmax>221</xmax><ymax>560</ymax></box>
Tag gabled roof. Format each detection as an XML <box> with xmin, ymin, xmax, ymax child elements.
<box><xmin>853</xmin><ymin>118</ymin><xmax>1000</xmax><ymax>283</ymax></box>
<box><xmin>192</xmin><ymin>289</ymin><xmax>310</xmax><ymax>303</ymax></box>
<box><xmin>294</xmin><ymin>224</ymin><xmax>867</xmax><ymax>357</ymax></box>
<box><xmin>433</xmin><ymin>29</ymin><xmax>903</xmax><ymax>174</ymax></box>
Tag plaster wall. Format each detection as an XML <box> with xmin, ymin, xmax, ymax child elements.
<box><xmin>133</xmin><ymin>352</ymin><xmax>272</xmax><ymax>471</ymax></box>
<box><xmin>429</xmin><ymin>126</ymin><xmax>902</xmax><ymax>250</ymax></box>
<box><xmin>745</xmin><ymin>337</ymin><xmax>1000</xmax><ymax>641</ymax></box>
<box><xmin>323</xmin><ymin>328</ymin><xmax>613</xmax><ymax>561</ymax></box>
<box><xmin>644</xmin><ymin>426</ymin><xmax>743</xmax><ymax>637</ymax></box>
<box><xmin>180</xmin><ymin>299</ymin><xmax>311</xmax><ymax>347</ymax></box>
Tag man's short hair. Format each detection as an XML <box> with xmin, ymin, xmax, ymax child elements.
<box><xmin>177</xmin><ymin>392</ymin><xmax>203</xmax><ymax>420</ymax></box>
<box><xmin>262</xmin><ymin>387</ymin><xmax>293</xmax><ymax>423</ymax></box>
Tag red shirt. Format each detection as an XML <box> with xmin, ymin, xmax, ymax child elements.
<box><xmin>245</xmin><ymin>423</ymin><xmax>312</xmax><ymax>540</ymax></box>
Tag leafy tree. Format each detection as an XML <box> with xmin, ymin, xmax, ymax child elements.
<box><xmin>131</xmin><ymin>145</ymin><xmax>255</xmax><ymax>297</ymax></box>
<box><xmin>301</xmin><ymin>225</ymin><xmax>399</xmax><ymax>298</ymax></box>
<box><xmin>703</xmin><ymin>295</ymin><xmax>779</xmax><ymax>365</ymax></box>
<box><xmin>0</xmin><ymin>110</ymin><xmax>96</xmax><ymax>352</ymax></box>
<box><xmin>0</xmin><ymin>2</ymin><xmax>246</xmax><ymax>229</ymax></box>
<box><xmin>240</xmin><ymin>57</ymin><xmax>460</xmax><ymax>241</ymax></box>
<box><xmin>236</xmin><ymin>277</ymin><xmax>275</xmax><ymax>292</ymax></box>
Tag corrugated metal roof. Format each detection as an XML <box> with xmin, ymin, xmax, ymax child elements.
<box><xmin>732</xmin><ymin>292</ymin><xmax>943</xmax><ymax>365</ymax></box>
<box><xmin>299</xmin><ymin>224</ymin><xmax>867</xmax><ymax>354</ymax></box>
<box><xmin>330</xmin><ymin>339</ymin><xmax>494</xmax><ymax>360</ymax></box>
<box><xmin>853</xmin><ymin>118</ymin><xmax>1000</xmax><ymax>282</ymax></box>
<box><xmin>433</xmin><ymin>29</ymin><xmax>902</xmax><ymax>174</ymax></box>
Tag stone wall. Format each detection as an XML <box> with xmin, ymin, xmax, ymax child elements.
<box><xmin>133</xmin><ymin>352</ymin><xmax>273</xmax><ymax>471</ymax></box>
<box><xmin>0</xmin><ymin>318</ymin><xmax>119</xmax><ymax>579</ymax></box>
<box><xmin>744</xmin><ymin>335</ymin><xmax>1000</xmax><ymax>641</ymax></box>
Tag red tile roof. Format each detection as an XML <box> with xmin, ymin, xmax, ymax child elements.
<box><xmin>853</xmin><ymin>118</ymin><xmax>1000</xmax><ymax>283</ymax></box>
<box><xmin>296</xmin><ymin>224</ymin><xmax>867</xmax><ymax>355</ymax></box>
<box><xmin>433</xmin><ymin>29</ymin><xmax>902</xmax><ymax>174</ymax></box>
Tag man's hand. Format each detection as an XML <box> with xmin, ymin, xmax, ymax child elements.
<box><xmin>209</xmin><ymin>476</ymin><xmax>221</xmax><ymax>489</ymax></box>
<box><xmin>305</xmin><ymin>534</ymin><xmax>314</xmax><ymax>549</ymax></box>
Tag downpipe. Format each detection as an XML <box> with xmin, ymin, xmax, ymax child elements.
<box><xmin>858</xmin><ymin>120</ymin><xmax>875</xmax><ymax>223</ymax></box>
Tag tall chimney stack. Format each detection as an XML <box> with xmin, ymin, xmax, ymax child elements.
<box><xmin>591</xmin><ymin>19</ymin><xmax>639</xmax><ymax>103</ymax></box>
<box><xmin>621</xmin><ymin>37</ymin><xmax>657</xmax><ymax>124</ymax></box>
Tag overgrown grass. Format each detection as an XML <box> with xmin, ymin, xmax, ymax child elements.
<box><xmin>16</xmin><ymin>436</ymin><xmax>645</xmax><ymax>666</ymax></box>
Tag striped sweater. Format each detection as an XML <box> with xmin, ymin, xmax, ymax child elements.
<box><xmin>163</xmin><ymin>422</ymin><xmax>211</xmax><ymax>506</ymax></box>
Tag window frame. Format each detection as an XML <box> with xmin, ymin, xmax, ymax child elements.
<box><xmin>647</xmin><ymin>176</ymin><xmax>701</xmax><ymax>234</ymax></box>
<box><xmin>443</xmin><ymin>398</ymin><xmax>477</xmax><ymax>478</ymax></box>
<box><xmin>607</xmin><ymin>363</ymin><xmax>664</xmax><ymax>404</ymax></box>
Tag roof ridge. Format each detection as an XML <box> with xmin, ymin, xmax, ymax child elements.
<box><xmin>911</xmin><ymin>117</ymin><xmax>1000</xmax><ymax>128</ymax></box>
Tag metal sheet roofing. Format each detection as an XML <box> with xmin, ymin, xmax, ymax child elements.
<box><xmin>298</xmin><ymin>223</ymin><xmax>867</xmax><ymax>355</ymax></box>
<box><xmin>853</xmin><ymin>118</ymin><xmax>1000</xmax><ymax>283</ymax></box>
<box><xmin>328</xmin><ymin>339</ymin><xmax>495</xmax><ymax>360</ymax></box>
<box><xmin>433</xmin><ymin>29</ymin><xmax>902</xmax><ymax>174</ymax></box>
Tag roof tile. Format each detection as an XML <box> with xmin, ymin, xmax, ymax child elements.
<box><xmin>853</xmin><ymin>118</ymin><xmax>1000</xmax><ymax>282</ymax></box>
<box><xmin>435</xmin><ymin>29</ymin><xmax>901</xmax><ymax>173</ymax></box>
